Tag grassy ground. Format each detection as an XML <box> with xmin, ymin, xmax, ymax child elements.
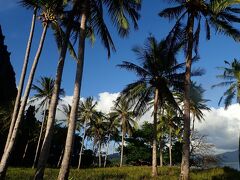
<box><xmin>6</xmin><ymin>166</ymin><xmax>240</xmax><ymax>180</ymax></box>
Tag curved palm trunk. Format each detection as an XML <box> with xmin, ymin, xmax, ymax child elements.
<box><xmin>0</xmin><ymin>24</ymin><xmax>48</xmax><ymax>179</ymax></box>
<box><xmin>32</xmin><ymin>101</ymin><xmax>49</xmax><ymax>169</ymax></box>
<box><xmin>104</xmin><ymin>134</ymin><xmax>111</xmax><ymax>168</ymax></box>
<box><xmin>169</xmin><ymin>127</ymin><xmax>172</xmax><ymax>167</ymax></box>
<box><xmin>58</xmin><ymin>13</ymin><xmax>87</xmax><ymax>180</ymax></box>
<box><xmin>22</xmin><ymin>139</ymin><xmax>30</xmax><ymax>161</ymax></box>
<box><xmin>180</xmin><ymin>13</ymin><xmax>194</xmax><ymax>180</ymax></box>
<box><xmin>4</xmin><ymin>8</ymin><xmax>37</xmax><ymax>152</ymax></box>
<box><xmin>57</xmin><ymin>148</ymin><xmax>64</xmax><ymax>168</ymax></box>
<box><xmin>78</xmin><ymin>121</ymin><xmax>87</xmax><ymax>169</ymax></box>
<box><xmin>34</xmin><ymin>17</ymin><xmax>74</xmax><ymax>180</ymax></box>
<box><xmin>152</xmin><ymin>88</ymin><xmax>159</xmax><ymax>177</ymax></box>
<box><xmin>98</xmin><ymin>141</ymin><xmax>101</xmax><ymax>168</ymax></box>
<box><xmin>120</xmin><ymin>128</ymin><xmax>125</xmax><ymax>167</ymax></box>
<box><xmin>77</xmin><ymin>136</ymin><xmax>85</xmax><ymax>169</ymax></box>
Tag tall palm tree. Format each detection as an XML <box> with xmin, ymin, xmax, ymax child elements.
<box><xmin>212</xmin><ymin>59</ymin><xmax>240</xmax><ymax>108</ymax></box>
<box><xmin>0</xmin><ymin>1</ymin><xmax>65</xmax><ymax>178</ymax></box>
<box><xmin>159</xmin><ymin>1</ymin><xmax>240</xmax><ymax>179</ymax></box>
<box><xmin>4</xmin><ymin>0</ymin><xmax>38</xmax><ymax>152</ymax></box>
<box><xmin>112</xmin><ymin>98</ymin><xmax>136</xmax><ymax>167</ymax></box>
<box><xmin>31</xmin><ymin>76</ymin><xmax>65</xmax><ymax>168</ymax></box>
<box><xmin>58</xmin><ymin>1</ymin><xmax>141</xmax><ymax>179</ymax></box>
<box><xmin>34</xmin><ymin>1</ymin><xmax>79</xmax><ymax>179</ymax></box>
<box><xmin>117</xmin><ymin>36</ymin><xmax>185</xmax><ymax>176</ymax></box>
<box><xmin>77</xmin><ymin>97</ymin><xmax>98</xmax><ymax>169</ymax></box>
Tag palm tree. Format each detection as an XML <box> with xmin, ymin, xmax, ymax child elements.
<box><xmin>175</xmin><ymin>81</ymin><xmax>210</xmax><ymax>134</ymax></box>
<box><xmin>0</xmin><ymin>1</ymin><xmax>65</xmax><ymax>178</ymax></box>
<box><xmin>189</xmin><ymin>82</ymin><xmax>210</xmax><ymax>133</ymax></box>
<box><xmin>31</xmin><ymin>76</ymin><xmax>65</xmax><ymax>168</ymax></box>
<box><xmin>34</xmin><ymin>1</ymin><xmax>79</xmax><ymax>179</ymax></box>
<box><xmin>159</xmin><ymin>1</ymin><xmax>240</xmax><ymax>179</ymax></box>
<box><xmin>104</xmin><ymin>112</ymin><xmax>120</xmax><ymax>168</ymax></box>
<box><xmin>87</xmin><ymin>111</ymin><xmax>108</xmax><ymax>168</ymax></box>
<box><xmin>77</xmin><ymin>97</ymin><xmax>98</xmax><ymax>169</ymax></box>
<box><xmin>58</xmin><ymin>104</ymin><xmax>72</xmax><ymax>127</ymax></box>
<box><xmin>58</xmin><ymin>1</ymin><xmax>141</xmax><ymax>179</ymax></box>
<box><xmin>157</xmin><ymin>113</ymin><xmax>168</xmax><ymax>167</ymax></box>
<box><xmin>112</xmin><ymin>98</ymin><xmax>136</xmax><ymax>167</ymax></box>
<box><xmin>160</xmin><ymin>103</ymin><xmax>182</xmax><ymax>167</ymax></box>
<box><xmin>117</xmin><ymin>36</ymin><xmax>185</xmax><ymax>176</ymax></box>
<box><xmin>4</xmin><ymin>0</ymin><xmax>38</xmax><ymax>152</ymax></box>
<box><xmin>57</xmin><ymin>104</ymin><xmax>71</xmax><ymax>168</ymax></box>
<box><xmin>212</xmin><ymin>59</ymin><xmax>240</xmax><ymax>108</ymax></box>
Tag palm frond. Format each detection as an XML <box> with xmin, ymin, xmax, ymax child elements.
<box><xmin>88</xmin><ymin>0</ymin><xmax>116</xmax><ymax>58</ymax></box>
<box><xmin>159</xmin><ymin>5</ymin><xmax>185</xmax><ymax>20</ymax></box>
<box><xmin>117</xmin><ymin>61</ymin><xmax>150</xmax><ymax>78</ymax></box>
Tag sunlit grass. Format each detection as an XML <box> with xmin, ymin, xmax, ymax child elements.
<box><xmin>6</xmin><ymin>166</ymin><xmax>240</xmax><ymax>179</ymax></box>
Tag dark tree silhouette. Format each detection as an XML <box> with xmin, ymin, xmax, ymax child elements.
<box><xmin>0</xmin><ymin>25</ymin><xmax>17</xmax><ymax>158</ymax></box>
<box><xmin>0</xmin><ymin>25</ymin><xmax>17</xmax><ymax>107</ymax></box>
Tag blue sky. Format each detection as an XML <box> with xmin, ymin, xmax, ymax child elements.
<box><xmin>1</xmin><ymin>0</ymin><xmax>240</xmax><ymax>108</ymax></box>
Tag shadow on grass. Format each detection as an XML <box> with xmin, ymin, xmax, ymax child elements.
<box><xmin>212</xmin><ymin>167</ymin><xmax>240</xmax><ymax>180</ymax></box>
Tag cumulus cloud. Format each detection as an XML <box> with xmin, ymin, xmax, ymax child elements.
<box><xmin>47</xmin><ymin>92</ymin><xmax>240</xmax><ymax>153</ymax></box>
<box><xmin>96</xmin><ymin>92</ymin><xmax>120</xmax><ymax>113</ymax></box>
<box><xmin>195</xmin><ymin>104</ymin><xmax>240</xmax><ymax>153</ymax></box>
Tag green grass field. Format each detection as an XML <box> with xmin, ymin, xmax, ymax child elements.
<box><xmin>6</xmin><ymin>166</ymin><xmax>240</xmax><ymax>180</ymax></box>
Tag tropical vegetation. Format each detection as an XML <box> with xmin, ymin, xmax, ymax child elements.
<box><xmin>1</xmin><ymin>1</ymin><xmax>240</xmax><ymax>180</ymax></box>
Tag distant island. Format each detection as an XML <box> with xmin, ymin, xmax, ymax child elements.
<box><xmin>217</xmin><ymin>150</ymin><xmax>239</xmax><ymax>170</ymax></box>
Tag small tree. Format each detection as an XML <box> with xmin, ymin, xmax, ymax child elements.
<box><xmin>190</xmin><ymin>131</ymin><xmax>217</xmax><ymax>168</ymax></box>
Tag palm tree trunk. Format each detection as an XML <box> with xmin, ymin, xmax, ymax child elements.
<box><xmin>180</xmin><ymin>13</ymin><xmax>194</xmax><ymax>180</ymax></box>
<box><xmin>152</xmin><ymin>88</ymin><xmax>159</xmax><ymax>177</ymax></box>
<box><xmin>78</xmin><ymin>121</ymin><xmax>87</xmax><ymax>169</ymax></box>
<box><xmin>98</xmin><ymin>142</ymin><xmax>101</xmax><ymax>168</ymax></box>
<box><xmin>191</xmin><ymin>115</ymin><xmax>195</xmax><ymax>134</ymax></box>
<box><xmin>92</xmin><ymin>142</ymin><xmax>95</xmax><ymax>152</ymax></box>
<box><xmin>34</xmin><ymin>15</ymin><xmax>74</xmax><ymax>180</ymax></box>
<box><xmin>120</xmin><ymin>129</ymin><xmax>125</xmax><ymax>167</ymax></box>
<box><xmin>169</xmin><ymin>127</ymin><xmax>172</xmax><ymax>167</ymax></box>
<box><xmin>92</xmin><ymin>141</ymin><xmax>96</xmax><ymax>167</ymax></box>
<box><xmin>57</xmin><ymin>148</ymin><xmax>64</xmax><ymax>168</ymax></box>
<box><xmin>0</xmin><ymin>24</ymin><xmax>48</xmax><ymax>179</ymax></box>
<box><xmin>58</xmin><ymin>12</ymin><xmax>87</xmax><ymax>180</ymax></box>
<box><xmin>32</xmin><ymin>101</ymin><xmax>49</xmax><ymax>169</ymax></box>
<box><xmin>4</xmin><ymin>7</ymin><xmax>37</xmax><ymax>152</ymax></box>
<box><xmin>22</xmin><ymin>140</ymin><xmax>30</xmax><ymax>161</ymax></box>
<box><xmin>104</xmin><ymin>134</ymin><xmax>111</xmax><ymax>168</ymax></box>
<box><xmin>159</xmin><ymin>143</ymin><xmax>163</xmax><ymax>167</ymax></box>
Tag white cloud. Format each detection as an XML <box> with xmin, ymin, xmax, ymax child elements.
<box><xmin>51</xmin><ymin>92</ymin><xmax>240</xmax><ymax>153</ymax></box>
<box><xmin>195</xmin><ymin>104</ymin><xmax>240</xmax><ymax>153</ymax></box>
<box><xmin>62</xmin><ymin>95</ymin><xmax>73</xmax><ymax>105</ymax></box>
<box><xmin>96</xmin><ymin>92</ymin><xmax>120</xmax><ymax>113</ymax></box>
